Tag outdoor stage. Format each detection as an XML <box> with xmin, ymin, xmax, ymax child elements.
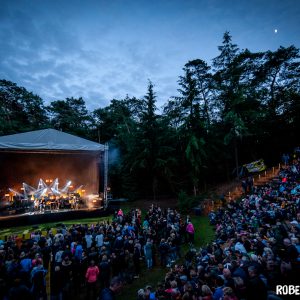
<box><xmin>0</xmin><ymin>207</ymin><xmax>111</xmax><ymax>229</ymax></box>
<box><xmin>0</xmin><ymin>129</ymin><xmax>111</xmax><ymax>230</ymax></box>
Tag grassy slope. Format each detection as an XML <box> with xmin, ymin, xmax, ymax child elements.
<box><xmin>0</xmin><ymin>217</ymin><xmax>112</xmax><ymax>238</ymax></box>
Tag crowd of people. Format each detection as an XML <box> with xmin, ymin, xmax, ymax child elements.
<box><xmin>0</xmin><ymin>158</ymin><xmax>299</xmax><ymax>300</ymax></box>
<box><xmin>0</xmin><ymin>198</ymin><xmax>196</xmax><ymax>299</ymax></box>
<box><xmin>136</xmin><ymin>160</ymin><xmax>300</xmax><ymax>300</ymax></box>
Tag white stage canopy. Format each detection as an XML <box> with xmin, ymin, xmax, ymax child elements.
<box><xmin>0</xmin><ymin>128</ymin><xmax>105</xmax><ymax>152</ymax></box>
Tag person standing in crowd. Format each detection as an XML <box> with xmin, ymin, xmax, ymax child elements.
<box><xmin>99</xmin><ymin>255</ymin><xmax>110</xmax><ymax>290</ymax></box>
<box><xmin>50</xmin><ymin>265</ymin><xmax>63</xmax><ymax>300</ymax></box>
<box><xmin>144</xmin><ymin>238</ymin><xmax>153</xmax><ymax>269</ymax></box>
<box><xmin>61</xmin><ymin>256</ymin><xmax>73</xmax><ymax>299</ymax></box>
<box><xmin>246</xmin><ymin>265</ymin><xmax>268</xmax><ymax>300</ymax></box>
<box><xmin>19</xmin><ymin>251</ymin><xmax>32</xmax><ymax>286</ymax></box>
<box><xmin>186</xmin><ymin>221</ymin><xmax>195</xmax><ymax>245</ymax></box>
<box><xmin>158</xmin><ymin>238</ymin><xmax>169</xmax><ymax>267</ymax></box>
<box><xmin>212</xmin><ymin>276</ymin><xmax>224</xmax><ymax>300</ymax></box>
<box><xmin>98</xmin><ymin>276</ymin><xmax>123</xmax><ymax>300</ymax></box>
<box><xmin>30</xmin><ymin>258</ymin><xmax>47</xmax><ymax>300</ymax></box>
<box><xmin>85</xmin><ymin>260</ymin><xmax>99</xmax><ymax>299</ymax></box>
<box><xmin>241</xmin><ymin>178</ymin><xmax>247</xmax><ymax>194</ymax></box>
<box><xmin>133</xmin><ymin>242</ymin><xmax>141</xmax><ymax>279</ymax></box>
<box><xmin>282</xmin><ymin>153</ymin><xmax>290</xmax><ymax>165</ymax></box>
<box><xmin>95</xmin><ymin>229</ymin><xmax>104</xmax><ymax>249</ymax></box>
<box><xmin>74</xmin><ymin>242</ymin><xmax>83</xmax><ymax>262</ymax></box>
<box><xmin>85</xmin><ymin>231</ymin><xmax>93</xmax><ymax>251</ymax></box>
<box><xmin>8</xmin><ymin>277</ymin><xmax>32</xmax><ymax>300</ymax></box>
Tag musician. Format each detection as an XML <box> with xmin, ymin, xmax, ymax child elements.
<box><xmin>34</xmin><ymin>199</ymin><xmax>39</xmax><ymax>211</ymax></box>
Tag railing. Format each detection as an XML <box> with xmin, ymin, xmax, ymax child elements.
<box><xmin>198</xmin><ymin>164</ymin><xmax>281</xmax><ymax>215</ymax></box>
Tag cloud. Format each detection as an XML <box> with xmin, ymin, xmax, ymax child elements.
<box><xmin>0</xmin><ymin>0</ymin><xmax>299</xmax><ymax>111</ymax></box>
<box><xmin>0</xmin><ymin>1</ymin><xmax>193</xmax><ymax>109</ymax></box>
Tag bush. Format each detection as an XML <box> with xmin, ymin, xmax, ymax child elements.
<box><xmin>178</xmin><ymin>190</ymin><xmax>198</xmax><ymax>213</ymax></box>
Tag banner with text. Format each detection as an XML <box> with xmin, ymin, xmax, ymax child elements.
<box><xmin>244</xmin><ymin>159</ymin><xmax>266</xmax><ymax>173</ymax></box>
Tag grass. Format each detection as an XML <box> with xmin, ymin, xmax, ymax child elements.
<box><xmin>193</xmin><ymin>215</ymin><xmax>215</xmax><ymax>248</ymax></box>
<box><xmin>0</xmin><ymin>216</ymin><xmax>112</xmax><ymax>239</ymax></box>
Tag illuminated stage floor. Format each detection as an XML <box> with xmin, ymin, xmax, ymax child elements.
<box><xmin>22</xmin><ymin>207</ymin><xmax>104</xmax><ymax>215</ymax></box>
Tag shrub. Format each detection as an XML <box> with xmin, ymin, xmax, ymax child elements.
<box><xmin>178</xmin><ymin>190</ymin><xmax>198</xmax><ymax>213</ymax></box>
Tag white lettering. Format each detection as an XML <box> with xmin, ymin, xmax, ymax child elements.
<box><xmin>276</xmin><ymin>285</ymin><xmax>300</xmax><ymax>295</ymax></box>
<box><xmin>294</xmin><ymin>286</ymin><xmax>300</xmax><ymax>295</ymax></box>
<box><xmin>276</xmin><ymin>285</ymin><xmax>283</xmax><ymax>295</ymax></box>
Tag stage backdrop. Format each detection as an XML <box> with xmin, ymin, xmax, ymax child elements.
<box><xmin>0</xmin><ymin>129</ymin><xmax>105</xmax><ymax>197</ymax></box>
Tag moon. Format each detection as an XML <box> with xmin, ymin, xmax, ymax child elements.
<box><xmin>274</xmin><ymin>29</ymin><xmax>278</xmax><ymax>33</ymax></box>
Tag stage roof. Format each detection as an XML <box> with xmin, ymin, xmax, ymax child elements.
<box><xmin>0</xmin><ymin>129</ymin><xmax>105</xmax><ymax>152</ymax></box>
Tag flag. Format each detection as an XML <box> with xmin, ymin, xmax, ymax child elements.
<box><xmin>243</xmin><ymin>159</ymin><xmax>266</xmax><ymax>173</ymax></box>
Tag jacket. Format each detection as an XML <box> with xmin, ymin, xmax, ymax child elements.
<box><xmin>85</xmin><ymin>266</ymin><xmax>99</xmax><ymax>283</ymax></box>
<box><xmin>99</xmin><ymin>288</ymin><xmax>116</xmax><ymax>300</ymax></box>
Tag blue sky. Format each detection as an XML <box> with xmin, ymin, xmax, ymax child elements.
<box><xmin>1</xmin><ymin>0</ymin><xmax>299</xmax><ymax>109</ymax></box>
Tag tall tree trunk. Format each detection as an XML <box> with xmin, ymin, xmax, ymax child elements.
<box><xmin>202</xmin><ymin>91</ymin><xmax>211</xmax><ymax>127</ymax></box>
<box><xmin>152</xmin><ymin>177</ymin><xmax>157</xmax><ymax>201</ymax></box>
<box><xmin>234</xmin><ymin>136</ymin><xmax>239</xmax><ymax>179</ymax></box>
<box><xmin>203</xmin><ymin>180</ymin><xmax>207</xmax><ymax>192</ymax></box>
<box><xmin>193</xmin><ymin>184</ymin><xmax>197</xmax><ymax>196</ymax></box>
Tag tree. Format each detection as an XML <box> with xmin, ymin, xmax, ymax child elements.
<box><xmin>165</xmin><ymin>67</ymin><xmax>208</xmax><ymax>195</ymax></box>
<box><xmin>257</xmin><ymin>46</ymin><xmax>300</xmax><ymax>116</ymax></box>
<box><xmin>185</xmin><ymin>59</ymin><xmax>213</xmax><ymax>127</ymax></box>
<box><xmin>128</xmin><ymin>81</ymin><xmax>176</xmax><ymax>199</ymax></box>
<box><xmin>93</xmin><ymin>97</ymin><xmax>139</xmax><ymax>143</ymax></box>
<box><xmin>0</xmin><ymin>80</ymin><xmax>48</xmax><ymax>135</ymax></box>
<box><xmin>212</xmin><ymin>32</ymin><xmax>252</xmax><ymax>178</ymax></box>
<box><xmin>47</xmin><ymin>97</ymin><xmax>92</xmax><ymax>137</ymax></box>
<box><xmin>251</xmin><ymin>45</ymin><xmax>300</xmax><ymax>158</ymax></box>
<box><xmin>212</xmin><ymin>31</ymin><xmax>240</xmax><ymax>120</ymax></box>
<box><xmin>92</xmin><ymin>97</ymin><xmax>138</xmax><ymax>198</ymax></box>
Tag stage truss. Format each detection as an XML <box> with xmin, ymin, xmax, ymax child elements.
<box><xmin>9</xmin><ymin>179</ymin><xmax>83</xmax><ymax>200</ymax></box>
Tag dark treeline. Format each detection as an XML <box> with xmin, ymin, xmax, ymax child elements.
<box><xmin>1</xmin><ymin>32</ymin><xmax>300</xmax><ymax>199</ymax></box>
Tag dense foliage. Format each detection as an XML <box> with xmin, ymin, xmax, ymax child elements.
<box><xmin>1</xmin><ymin>32</ymin><xmax>299</xmax><ymax>199</ymax></box>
